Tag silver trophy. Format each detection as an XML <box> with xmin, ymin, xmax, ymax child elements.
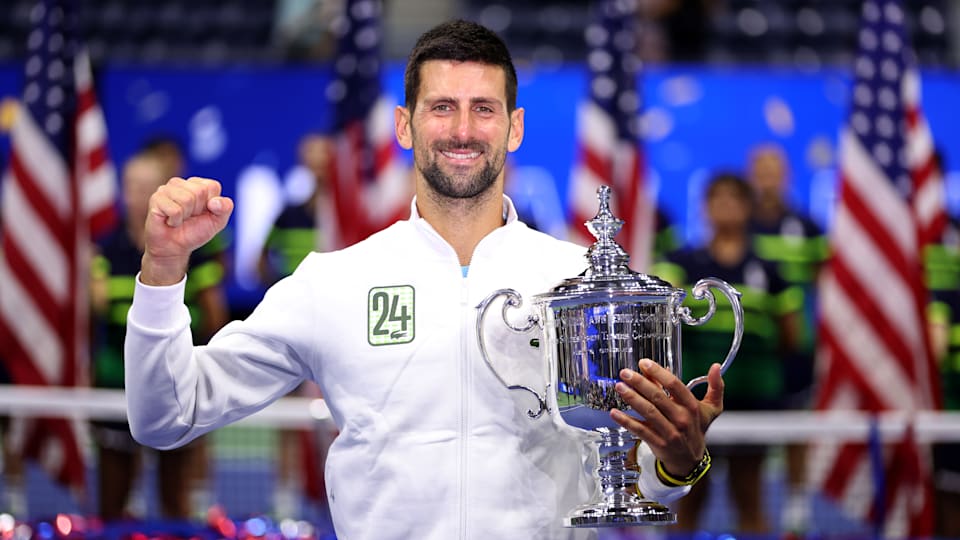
<box><xmin>476</xmin><ymin>186</ymin><xmax>744</xmax><ymax>527</ymax></box>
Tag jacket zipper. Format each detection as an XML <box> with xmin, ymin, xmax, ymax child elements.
<box><xmin>459</xmin><ymin>275</ymin><xmax>470</xmax><ymax>539</ymax></box>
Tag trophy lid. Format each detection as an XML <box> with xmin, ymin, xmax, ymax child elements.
<box><xmin>535</xmin><ymin>186</ymin><xmax>681</xmax><ymax>304</ymax></box>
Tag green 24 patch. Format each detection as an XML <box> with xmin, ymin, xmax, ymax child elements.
<box><xmin>367</xmin><ymin>285</ymin><xmax>415</xmax><ymax>346</ymax></box>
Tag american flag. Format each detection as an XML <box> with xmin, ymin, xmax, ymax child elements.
<box><xmin>324</xmin><ymin>0</ymin><xmax>408</xmax><ymax>249</ymax></box>
<box><xmin>0</xmin><ymin>0</ymin><xmax>116</xmax><ymax>490</ymax></box>
<box><xmin>811</xmin><ymin>0</ymin><xmax>943</xmax><ymax>535</ymax></box>
<box><xmin>568</xmin><ymin>0</ymin><xmax>653</xmax><ymax>270</ymax></box>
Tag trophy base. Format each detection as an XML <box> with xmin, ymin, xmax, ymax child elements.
<box><xmin>563</xmin><ymin>499</ymin><xmax>676</xmax><ymax>528</ymax></box>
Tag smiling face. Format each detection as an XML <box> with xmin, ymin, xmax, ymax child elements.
<box><xmin>395</xmin><ymin>60</ymin><xmax>524</xmax><ymax>202</ymax></box>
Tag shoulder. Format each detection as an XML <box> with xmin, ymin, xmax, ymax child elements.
<box><xmin>296</xmin><ymin>221</ymin><xmax>411</xmax><ymax>269</ymax></box>
<box><xmin>515</xmin><ymin>224</ymin><xmax>584</xmax><ymax>257</ymax></box>
<box><xmin>783</xmin><ymin>209</ymin><xmax>823</xmax><ymax>237</ymax></box>
<box><xmin>505</xmin><ymin>223</ymin><xmax>587</xmax><ymax>270</ymax></box>
<box><xmin>669</xmin><ymin>247</ymin><xmax>709</xmax><ymax>268</ymax></box>
<box><xmin>97</xmin><ymin>226</ymin><xmax>140</xmax><ymax>269</ymax></box>
<box><xmin>750</xmin><ymin>251</ymin><xmax>782</xmax><ymax>279</ymax></box>
<box><xmin>98</xmin><ymin>224</ymin><xmax>131</xmax><ymax>252</ymax></box>
<box><xmin>275</xmin><ymin>203</ymin><xmax>314</xmax><ymax>228</ymax></box>
<box><xmin>743</xmin><ymin>252</ymin><xmax>789</xmax><ymax>293</ymax></box>
<box><xmin>652</xmin><ymin>247</ymin><xmax>703</xmax><ymax>286</ymax></box>
<box><xmin>932</xmin><ymin>288</ymin><xmax>960</xmax><ymax>314</ymax></box>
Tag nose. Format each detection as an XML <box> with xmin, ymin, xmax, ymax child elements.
<box><xmin>450</xmin><ymin>108</ymin><xmax>473</xmax><ymax>140</ymax></box>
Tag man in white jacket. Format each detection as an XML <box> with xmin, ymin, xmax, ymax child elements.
<box><xmin>125</xmin><ymin>20</ymin><xmax>725</xmax><ymax>540</ymax></box>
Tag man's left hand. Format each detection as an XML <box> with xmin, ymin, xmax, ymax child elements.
<box><xmin>610</xmin><ymin>358</ymin><xmax>724</xmax><ymax>479</ymax></box>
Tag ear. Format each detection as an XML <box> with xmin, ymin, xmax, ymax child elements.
<box><xmin>507</xmin><ymin>107</ymin><xmax>524</xmax><ymax>153</ymax></box>
<box><xmin>395</xmin><ymin>105</ymin><xmax>412</xmax><ymax>150</ymax></box>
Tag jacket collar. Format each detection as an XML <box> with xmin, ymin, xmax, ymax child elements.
<box><xmin>407</xmin><ymin>195</ymin><xmax>518</xmax><ymax>224</ymax></box>
<box><xmin>405</xmin><ymin>195</ymin><xmax>521</xmax><ymax>261</ymax></box>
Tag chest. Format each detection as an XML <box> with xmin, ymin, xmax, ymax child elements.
<box><xmin>310</xmin><ymin>261</ymin><xmax>564</xmax><ymax>416</ymax></box>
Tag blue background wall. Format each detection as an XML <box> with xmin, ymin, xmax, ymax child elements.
<box><xmin>2</xmin><ymin>63</ymin><xmax>959</xmax><ymax>309</ymax></box>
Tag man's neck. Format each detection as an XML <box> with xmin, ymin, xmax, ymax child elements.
<box><xmin>416</xmin><ymin>189</ymin><xmax>505</xmax><ymax>266</ymax></box>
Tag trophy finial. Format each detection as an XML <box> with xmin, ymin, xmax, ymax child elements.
<box><xmin>586</xmin><ymin>185</ymin><xmax>624</xmax><ymax>242</ymax></box>
<box><xmin>584</xmin><ymin>186</ymin><xmax>630</xmax><ymax>276</ymax></box>
<box><xmin>597</xmin><ymin>185</ymin><xmax>613</xmax><ymax>214</ymax></box>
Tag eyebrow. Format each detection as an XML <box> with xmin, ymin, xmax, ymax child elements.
<box><xmin>423</xmin><ymin>96</ymin><xmax>504</xmax><ymax>108</ymax></box>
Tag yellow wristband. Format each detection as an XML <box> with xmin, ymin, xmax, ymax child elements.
<box><xmin>655</xmin><ymin>449</ymin><xmax>711</xmax><ymax>487</ymax></box>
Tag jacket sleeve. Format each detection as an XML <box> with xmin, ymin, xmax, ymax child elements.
<box><xmin>636</xmin><ymin>442</ymin><xmax>692</xmax><ymax>503</ymax></box>
<box><xmin>125</xmin><ymin>271</ymin><xmax>318</xmax><ymax>450</ymax></box>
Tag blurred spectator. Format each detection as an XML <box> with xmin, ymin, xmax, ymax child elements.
<box><xmin>745</xmin><ymin>142</ymin><xmax>826</xmax><ymax>532</ymax></box>
<box><xmin>89</xmin><ymin>152</ymin><xmax>228</xmax><ymax>520</ymax></box>
<box><xmin>929</xmin><ymin>221</ymin><xmax>960</xmax><ymax>537</ymax></box>
<box><xmin>652</xmin><ymin>172</ymin><xmax>801</xmax><ymax>533</ymax></box>
<box><xmin>259</xmin><ymin>133</ymin><xmax>334</xmax><ymax>283</ymax></box>
<box><xmin>140</xmin><ymin>135</ymin><xmax>227</xmax><ymax>515</ymax></box>
<box><xmin>924</xmin><ymin>149</ymin><xmax>960</xmax><ymax>537</ymax></box>
<box><xmin>924</xmin><ymin>150</ymin><xmax>960</xmax><ymax>299</ymax></box>
<box><xmin>141</xmin><ymin>135</ymin><xmax>187</xmax><ymax>182</ymax></box>
<box><xmin>258</xmin><ymin>133</ymin><xmax>337</xmax><ymax>519</ymax></box>
<box><xmin>748</xmin><ymin>143</ymin><xmax>827</xmax><ymax>288</ymax></box>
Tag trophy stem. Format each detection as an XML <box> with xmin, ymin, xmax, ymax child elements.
<box><xmin>564</xmin><ymin>427</ymin><xmax>677</xmax><ymax>528</ymax></box>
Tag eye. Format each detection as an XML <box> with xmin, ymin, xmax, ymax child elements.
<box><xmin>432</xmin><ymin>103</ymin><xmax>452</xmax><ymax>112</ymax></box>
<box><xmin>474</xmin><ymin>104</ymin><xmax>495</xmax><ymax>114</ymax></box>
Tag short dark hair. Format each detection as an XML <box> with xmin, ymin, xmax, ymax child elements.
<box><xmin>140</xmin><ymin>134</ymin><xmax>184</xmax><ymax>156</ymax></box>
<box><xmin>404</xmin><ymin>20</ymin><xmax>518</xmax><ymax>112</ymax></box>
<box><xmin>706</xmin><ymin>171</ymin><xmax>752</xmax><ymax>202</ymax></box>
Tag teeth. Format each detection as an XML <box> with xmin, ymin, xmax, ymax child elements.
<box><xmin>442</xmin><ymin>150</ymin><xmax>480</xmax><ymax>159</ymax></box>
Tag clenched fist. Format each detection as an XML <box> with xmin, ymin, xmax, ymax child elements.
<box><xmin>141</xmin><ymin>176</ymin><xmax>234</xmax><ymax>286</ymax></box>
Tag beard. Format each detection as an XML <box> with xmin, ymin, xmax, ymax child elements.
<box><xmin>415</xmin><ymin>136</ymin><xmax>506</xmax><ymax>200</ymax></box>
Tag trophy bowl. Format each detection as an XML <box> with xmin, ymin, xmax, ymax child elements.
<box><xmin>477</xmin><ymin>186</ymin><xmax>743</xmax><ymax>527</ymax></box>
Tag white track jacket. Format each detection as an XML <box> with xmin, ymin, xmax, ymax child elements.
<box><xmin>125</xmin><ymin>197</ymin><xmax>688</xmax><ymax>540</ymax></box>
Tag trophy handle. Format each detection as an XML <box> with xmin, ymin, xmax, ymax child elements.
<box><xmin>677</xmin><ymin>277</ymin><xmax>744</xmax><ymax>391</ymax></box>
<box><xmin>476</xmin><ymin>288</ymin><xmax>548</xmax><ymax>418</ymax></box>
